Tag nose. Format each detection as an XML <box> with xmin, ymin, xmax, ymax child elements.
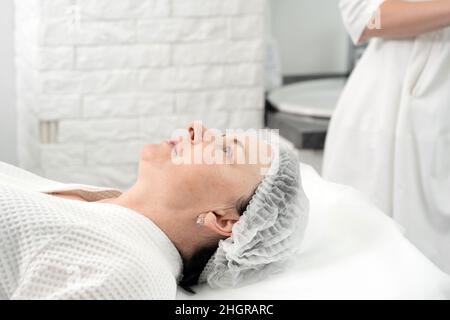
<box><xmin>186</xmin><ymin>121</ymin><xmax>208</xmax><ymax>144</ymax></box>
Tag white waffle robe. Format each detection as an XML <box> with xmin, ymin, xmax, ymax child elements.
<box><xmin>323</xmin><ymin>0</ymin><xmax>450</xmax><ymax>273</ymax></box>
<box><xmin>0</xmin><ymin>161</ymin><xmax>182</xmax><ymax>299</ymax></box>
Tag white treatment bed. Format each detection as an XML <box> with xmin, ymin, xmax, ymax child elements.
<box><xmin>177</xmin><ymin>163</ymin><xmax>450</xmax><ymax>300</ymax></box>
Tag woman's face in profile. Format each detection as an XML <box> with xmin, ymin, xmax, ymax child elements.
<box><xmin>137</xmin><ymin>123</ymin><xmax>272</xmax><ymax>216</ymax></box>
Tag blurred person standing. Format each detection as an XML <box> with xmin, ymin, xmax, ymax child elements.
<box><xmin>323</xmin><ymin>0</ymin><xmax>450</xmax><ymax>273</ymax></box>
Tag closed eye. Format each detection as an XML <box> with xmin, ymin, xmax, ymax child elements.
<box><xmin>223</xmin><ymin>146</ymin><xmax>233</xmax><ymax>157</ymax></box>
<box><xmin>221</xmin><ymin>134</ymin><xmax>244</xmax><ymax>152</ymax></box>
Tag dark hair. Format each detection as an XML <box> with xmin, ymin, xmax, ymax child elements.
<box><xmin>178</xmin><ymin>193</ymin><xmax>253</xmax><ymax>293</ymax></box>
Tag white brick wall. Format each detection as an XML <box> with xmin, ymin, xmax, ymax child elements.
<box><xmin>15</xmin><ymin>0</ymin><xmax>266</xmax><ymax>189</ymax></box>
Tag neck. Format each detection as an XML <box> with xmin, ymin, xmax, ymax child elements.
<box><xmin>101</xmin><ymin>181</ymin><xmax>203</xmax><ymax>260</ymax></box>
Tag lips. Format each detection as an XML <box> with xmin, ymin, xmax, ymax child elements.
<box><xmin>167</xmin><ymin>140</ymin><xmax>179</xmax><ymax>156</ymax></box>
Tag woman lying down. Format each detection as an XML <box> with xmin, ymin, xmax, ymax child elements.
<box><xmin>0</xmin><ymin>122</ymin><xmax>309</xmax><ymax>299</ymax></box>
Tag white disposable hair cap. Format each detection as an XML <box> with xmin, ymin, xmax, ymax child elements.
<box><xmin>198</xmin><ymin>142</ymin><xmax>309</xmax><ymax>288</ymax></box>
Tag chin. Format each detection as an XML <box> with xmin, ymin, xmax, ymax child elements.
<box><xmin>140</xmin><ymin>143</ymin><xmax>159</xmax><ymax>161</ymax></box>
<box><xmin>140</xmin><ymin>142</ymin><xmax>172</xmax><ymax>164</ymax></box>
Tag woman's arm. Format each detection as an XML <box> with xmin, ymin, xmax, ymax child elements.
<box><xmin>360</xmin><ymin>0</ymin><xmax>450</xmax><ymax>43</ymax></box>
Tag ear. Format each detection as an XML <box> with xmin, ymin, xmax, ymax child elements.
<box><xmin>202</xmin><ymin>209</ymin><xmax>240</xmax><ymax>238</ymax></box>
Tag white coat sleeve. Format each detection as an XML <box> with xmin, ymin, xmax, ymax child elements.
<box><xmin>339</xmin><ymin>0</ymin><xmax>386</xmax><ymax>44</ymax></box>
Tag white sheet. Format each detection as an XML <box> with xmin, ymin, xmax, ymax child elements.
<box><xmin>177</xmin><ymin>164</ymin><xmax>450</xmax><ymax>300</ymax></box>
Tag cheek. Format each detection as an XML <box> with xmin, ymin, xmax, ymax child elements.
<box><xmin>229</xmin><ymin>166</ymin><xmax>263</xmax><ymax>194</ymax></box>
<box><xmin>169</xmin><ymin>164</ymin><xmax>227</xmax><ymax>203</ymax></box>
<box><xmin>166</xmin><ymin>165</ymin><xmax>205</xmax><ymax>194</ymax></box>
<box><xmin>175</xmin><ymin>143</ymin><xmax>203</xmax><ymax>165</ymax></box>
